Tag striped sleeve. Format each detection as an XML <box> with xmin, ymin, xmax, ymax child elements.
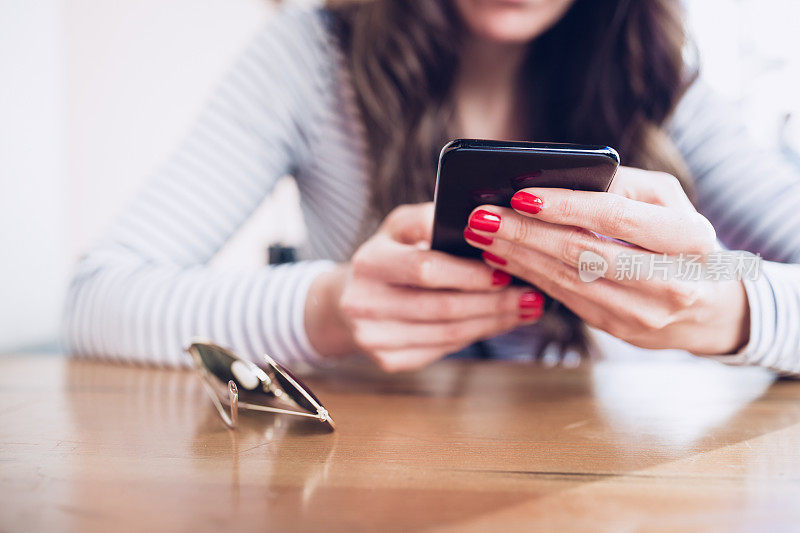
<box><xmin>62</xmin><ymin>6</ymin><xmax>336</xmax><ymax>368</ymax></box>
<box><xmin>668</xmin><ymin>82</ymin><xmax>800</xmax><ymax>375</ymax></box>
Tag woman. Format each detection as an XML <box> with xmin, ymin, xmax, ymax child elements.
<box><xmin>64</xmin><ymin>0</ymin><xmax>800</xmax><ymax>373</ymax></box>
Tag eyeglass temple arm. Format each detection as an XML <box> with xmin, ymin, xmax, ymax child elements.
<box><xmin>235</xmin><ymin>401</ymin><xmax>326</xmax><ymax>420</ymax></box>
<box><xmin>198</xmin><ymin>370</ymin><xmax>325</xmax><ymax>424</ymax></box>
<box><xmin>197</xmin><ymin>372</ymin><xmax>239</xmax><ymax>429</ymax></box>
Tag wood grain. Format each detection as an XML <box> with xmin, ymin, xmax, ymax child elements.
<box><xmin>2</xmin><ymin>354</ymin><xmax>800</xmax><ymax>532</ymax></box>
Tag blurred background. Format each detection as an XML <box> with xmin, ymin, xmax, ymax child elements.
<box><xmin>1</xmin><ymin>0</ymin><xmax>798</xmax><ymax>354</ymax></box>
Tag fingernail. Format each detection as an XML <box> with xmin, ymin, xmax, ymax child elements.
<box><xmin>463</xmin><ymin>227</ymin><xmax>493</xmax><ymax>246</ymax></box>
<box><xmin>491</xmin><ymin>269</ymin><xmax>511</xmax><ymax>286</ymax></box>
<box><xmin>519</xmin><ymin>308</ymin><xmax>543</xmax><ymax>321</ymax></box>
<box><xmin>510</xmin><ymin>191</ymin><xmax>543</xmax><ymax>214</ymax></box>
<box><xmin>469</xmin><ymin>209</ymin><xmax>501</xmax><ymax>232</ymax></box>
<box><xmin>482</xmin><ymin>251</ymin><xmax>507</xmax><ymax>266</ymax></box>
<box><xmin>520</xmin><ymin>290</ymin><xmax>545</xmax><ymax>309</ymax></box>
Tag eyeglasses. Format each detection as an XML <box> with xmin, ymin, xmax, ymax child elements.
<box><xmin>185</xmin><ymin>340</ymin><xmax>335</xmax><ymax>430</ymax></box>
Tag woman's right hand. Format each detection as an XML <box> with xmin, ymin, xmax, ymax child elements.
<box><xmin>306</xmin><ymin>202</ymin><xmax>545</xmax><ymax>372</ymax></box>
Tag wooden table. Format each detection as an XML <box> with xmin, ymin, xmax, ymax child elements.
<box><xmin>2</xmin><ymin>354</ymin><xmax>800</xmax><ymax>532</ymax></box>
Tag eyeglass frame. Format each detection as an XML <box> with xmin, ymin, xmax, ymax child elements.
<box><xmin>184</xmin><ymin>339</ymin><xmax>335</xmax><ymax>431</ymax></box>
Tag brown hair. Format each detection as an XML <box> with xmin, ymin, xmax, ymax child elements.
<box><xmin>328</xmin><ymin>0</ymin><xmax>696</xmax><ymax>357</ymax></box>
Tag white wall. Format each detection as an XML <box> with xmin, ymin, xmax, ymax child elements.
<box><xmin>0</xmin><ymin>0</ymin><xmax>65</xmax><ymax>351</ymax></box>
<box><xmin>685</xmin><ymin>0</ymin><xmax>800</xmax><ymax>148</ymax></box>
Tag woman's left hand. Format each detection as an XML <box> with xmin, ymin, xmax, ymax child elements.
<box><xmin>463</xmin><ymin>167</ymin><xmax>750</xmax><ymax>355</ymax></box>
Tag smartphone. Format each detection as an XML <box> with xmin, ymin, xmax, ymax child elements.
<box><xmin>431</xmin><ymin>139</ymin><xmax>619</xmax><ymax>258</ymax></box>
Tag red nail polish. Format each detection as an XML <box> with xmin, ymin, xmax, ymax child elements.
<box><xmin>463</xmin><ymin>227</ymin><xmax>493</xmax><ymax>246</ymax></box>
<box><xmin>469</xmin><ymin>209</ymin><xmax>501</xmax><ymax>232</ymax></box>
<box><xmin>482</xmin><ymin>251</ymin><xmax>507</xmax><ymax>266</ymax></box>
<box><xmin>519</xmin><ymin>290</ymin><xmax>545</xmax><ymax>309</ymax></box>
<box><xmin>510</xmin><ymin>191</ymin><xmax>543</xmax><ymax>214</ymax></box>
<box><xmin>491</xmin><ymin>269</ymin><xmax>511</xmax><ymax>286</ymax></box>
<box><xmin>519</xmin><ymin>308</ymin><xmax>543</xmax><ymax>321</ymax></box>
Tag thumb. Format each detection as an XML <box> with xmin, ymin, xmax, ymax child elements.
<box><xmin>382</xmin><ymin>202</ymin><xmax>435</xmax><ymax>245</ymax></box>
<box><xmin>608</xmin><ymin>166</ymin><xmax>694</xmax><ymax>211</ymax></box>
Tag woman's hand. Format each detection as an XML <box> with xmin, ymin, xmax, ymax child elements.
<box><xmin>306</xmin><ymin>203</ymin><xmax>545</xmax><ymax>372</ymax></box>
<box><xmin>463</xmin><ymin>167</ymin><xmax>751</xmax><ymax>355</ymax></box>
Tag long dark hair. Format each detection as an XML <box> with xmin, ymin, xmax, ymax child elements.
<box><xmin>328</xmin><ymin>0</ymin><xmax>696</xmax><ymax>357</ymax></box>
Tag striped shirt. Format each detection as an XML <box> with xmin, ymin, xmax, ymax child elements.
<box><xmin>62</xmin><ymin>5</ymin><xmax>800</xmax><ymax>374</ymax></box>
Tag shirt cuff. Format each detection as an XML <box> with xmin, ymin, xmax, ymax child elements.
<box><xmin>259</xmin><ymin>259</ymin><xmax>337</xmax><ymax>369</ymax></box>
<box><xmin>700</xmin><ymin>270</ymin><xmax>770</xmax><ymax>366</ymax></box>
<box><xmin>700</xmin><ymin>261</ymin><xmax>800</xmax><ymax>375</ymax></box>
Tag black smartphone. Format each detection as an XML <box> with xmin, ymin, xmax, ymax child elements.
<box><xmin>431</xmin><ymin>139</ymin><xmax>619</xmax><ymax>258</ymax></box>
